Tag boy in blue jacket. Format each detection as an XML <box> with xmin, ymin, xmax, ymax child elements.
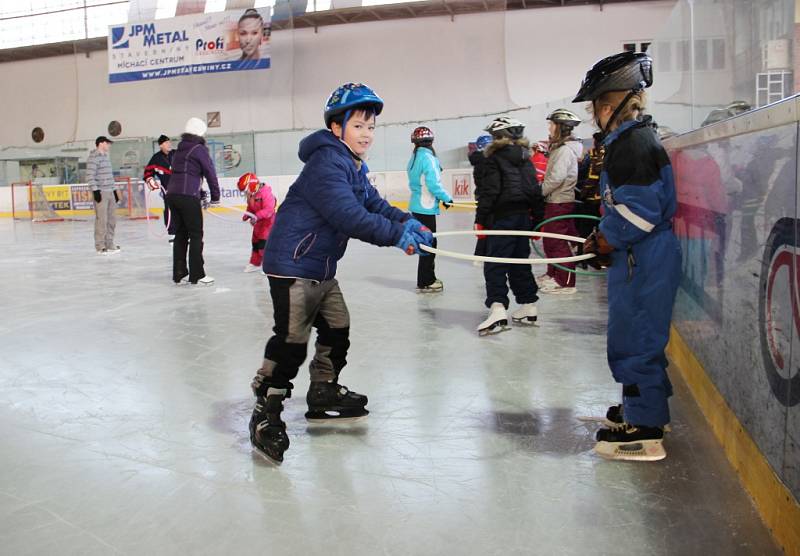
<box><xmin>249</xmin><ymin>83</ymin><xmax>433</xmax><ymax>464</ymax></box>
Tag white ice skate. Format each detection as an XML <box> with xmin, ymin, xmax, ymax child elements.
<box><xmin>511</xmin><ymin>303</ymin><xmax>538</xmax><ymax>325</ymax></box>
<box><xmin>196</xmin><ymin>276</ymin><xmax>215</xmax><ymax>286</ymax></box>
<box><xmin>477</xmin><ymin>303</ymin><xmax>510</xmax><ymax>336</ymax></box>
<box><xmin>244</xmin><ymin>264</ymin><xmax>261</xmax><ymax>273</ymax></box>
<box><xmin>539</xmin><ymin>282</ymin><xmax>576</xmax><ymax>295</ymax></box>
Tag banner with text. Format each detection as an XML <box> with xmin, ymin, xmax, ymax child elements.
<box><xmin>108</xmin><ymin>8</ymin><xmax>271</xmax><ymax>83</ymax></box>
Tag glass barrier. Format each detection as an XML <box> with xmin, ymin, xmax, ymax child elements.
<box><xmin>650</xmin><ymin>0</ymin><xmax>795</xmax><ymax>134</ymax></box>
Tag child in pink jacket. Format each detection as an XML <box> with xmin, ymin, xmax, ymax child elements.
<box><xmin>238</xmin><ymin>173</ymin><xmax>277</xmax><ymax>272</ymax></box>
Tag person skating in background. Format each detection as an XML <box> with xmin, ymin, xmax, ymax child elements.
<box><xmin>475</xmin><ymin>116</ymin><xmax>541</xmax><ymax>335</ymax></box>
<box><xmin>88</xmin><ymin>136</ymin><xmax>120</xmax><ymax>255</ymax></box>
<box><xmin>144</xmin><ymin>134</ymin><xmax>176</xmax><ymax>242</ymax></box>
<box><xmin>469</xmin><ymin>134</ymin><xmax>492</xmax><ymax>261</ymax></box>
<box><xmin>573</xmin><ymin>131</ymin><xmax>605</xmax><ymax>266</ymax></box>
<box><xmin>576</xmin><ymin>51</ymin><xmax>681</xmax><ymax>461</ymax></box>
<box><xmin>538</xmin><ymin>108</ymin><xmax>583</xmax><ymax>295</ymax></box>
<box><xmin>165</xmin><ymin>117</ymin><xmax>221</xmax><ymax>285</ymax></box>
<box><xmin>237</xmin><ymin>172</ymin><xmax>276</xmax><ymax>273</ymax></box>
<box><xmin>249</xmin><ymin>83</ymin><xmax>433</xmax><ymax>464</ymax></box>
<box><xmin>406</xmin><ymin>126</ymin><xmax>453</xmax><ymax>293</ymax></box>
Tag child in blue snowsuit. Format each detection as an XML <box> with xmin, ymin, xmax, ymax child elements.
<box><xmin>248</xmin><ymin>83</ymin><xmax>433</xmax><ymax>464</ymax></box>
<box><xmin>577</xmin><ymin>52</ymin><xmax>682</xmax><ymax>461</ymax></box>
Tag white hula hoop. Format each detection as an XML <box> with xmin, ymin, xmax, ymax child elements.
<box><xmin>420</xmin><ymin>230</ymin><xmax>596</xmax><ymax>265</ymax></box>
<box><xmin>447</xmin><ymin>203</ymin><xmax>477</xmax><ymax>210</ymax></box>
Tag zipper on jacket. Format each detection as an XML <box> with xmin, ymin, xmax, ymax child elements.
<box><xmin>292</xmin><ymin>232</ymin><xmax>316</xmax><ymax>261</ymax></box>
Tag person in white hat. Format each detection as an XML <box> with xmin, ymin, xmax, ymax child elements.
<box><xmin>164</xmin><ymin>117</ymin><xmax>220</xmax><ymax>285</ymax></box>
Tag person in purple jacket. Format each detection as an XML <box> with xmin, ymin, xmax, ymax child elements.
<box><xmin>165</xmin><ymin>117</ymin><xmax>221</xmax><ymax>285</ymax></box>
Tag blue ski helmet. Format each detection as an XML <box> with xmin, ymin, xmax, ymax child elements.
<box><xmin>324</xmin><ymin>82</ymin><xmax>384</xmax><ymax>128</ymax></box>
<box><xmin>475</xmin><ymin>134</ymin><xmax>492</xmax><ymax>151</ymax></box>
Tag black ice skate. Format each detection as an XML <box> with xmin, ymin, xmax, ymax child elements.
<box><xmin>250</xmin><ymin>392</ymin><xmax>290</xmax><ymax>464</ymax></box>
<box><xmin>594</xmin><ymin>423</ymin><xmax>666</xmax><ymax>462</ymax></box>
<box><xmin>578</xmin><ymin>404</ymin><xmax>671</xmax><ymax>432</ymax></box>
<box><xmin>305</xmin><ymin>381</ymin><xmax>369</xmax><ymax>423</ymax></box>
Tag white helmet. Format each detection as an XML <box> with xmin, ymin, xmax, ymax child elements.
<box><xmin>483</xmin><ymin>116</ymin><xmax>525</xmax><ymax>138</ymax></box>
<box><xmin>184</xmin><ymin>117</ymin><xmax>208</xmax><ymax>137</ymax></box>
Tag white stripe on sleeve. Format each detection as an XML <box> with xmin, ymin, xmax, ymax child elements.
<box><xmin>615</xmin><ymin>203</ymin><xmax>655</xmax><ymax>232</ymax></box>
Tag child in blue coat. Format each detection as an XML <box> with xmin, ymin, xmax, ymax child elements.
<box><xmin>577</xmin><ymin>52</ymin><xmax>682</xmax><ymax>462</ymax></box>
<box><xmin>406</xmin><ymin>126</ymin><xmax>453</xmax><ymax>293</ymax></box>
<box><xmin>249</xmin><ymin>83</ymin><xmax>433</xmax><ymax>464</ymax></box>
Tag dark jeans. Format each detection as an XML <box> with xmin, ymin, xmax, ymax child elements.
<box><xmin>251</xmin><ymin>277</ymin><xmax>350</xmax><ymax>395</ymax></box>
<box><xmin>166</xmin><ymin>194</ymin><xmax>205</xmax><ymax>283</ymax></box>
<box><xmin>484</xmin><ymin>213</ymin><xmax>539</xmax><ymax>308</ymax></box>
<box><xmin>412</xmin><ymin>212</ymin><xmax>437</xmax><ymax>287</ymax></box>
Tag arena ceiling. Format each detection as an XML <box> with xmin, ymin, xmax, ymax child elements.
<box><xmin>0</xmin><ymin>0</ymin><xmax>656</xmax><ymax>63</ymax></box>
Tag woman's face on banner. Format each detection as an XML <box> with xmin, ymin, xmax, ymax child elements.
<box><xmin>238</xmin><ymin>17</ymin><xmax>263</xmax><ymax>60</ymax></box>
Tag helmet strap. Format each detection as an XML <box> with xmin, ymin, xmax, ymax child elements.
<box><xmin>602</xmin><ymin>90</ymin><xmax>637</xmax><ymax>137</ymax></box>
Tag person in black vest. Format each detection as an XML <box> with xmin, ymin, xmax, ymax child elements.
<box><xmin>144</xmin><ymin>134</ymin><xmax>176</xmax><ymax>242</ymax></box>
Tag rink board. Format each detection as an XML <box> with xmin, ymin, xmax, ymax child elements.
<box><xmin>665</xmin><ymin>95</ymin><xmax>800</xmax><ymax>554</ymax></box>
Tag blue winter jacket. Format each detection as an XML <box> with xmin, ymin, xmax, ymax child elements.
<box><xmin>406</xmin><ymin>147</ymin><xmax>452</xmax><ymax>215</ymax></box>
<box><xmin>598</xmin><ymin>116</ymin><xmax>676</xmax><ymax>248</ymax></box>
<box><xmin>263</xmin><ymin>130</ymin><xmax>410</xmax><ymax>281</ymax></box>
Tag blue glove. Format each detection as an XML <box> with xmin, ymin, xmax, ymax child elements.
<box><xmin>412</xmin><ymin>228</ymin><xmax>434</xmax><ymax>256</ymax></box>
<box><xmin>401</xmin><ymin>218</ymin><xmax>434</xmax><ymax>255</ymax></box>
<box><xmin>404</xmin><ymin>218</ymin><xmax>425</xmax><ymax>234</ymax></box>
<box><xmin>395</xmin><ymin>229</ymin><xmax>423</xmax><ymax>256</ymax></box>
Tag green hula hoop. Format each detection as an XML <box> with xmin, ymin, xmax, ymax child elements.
<box><xmin>532</xmin><ymin>214</ymin><xmax>605</xmax><ymax>277</ymax></box>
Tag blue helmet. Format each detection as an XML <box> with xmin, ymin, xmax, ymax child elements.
<box><xmin>475</xmin><ymin>134</ymin><xmax>492</xmax><ymax>151</ymax></box>
<box><xmin>324</xmin><ymin>82</ymin><xmax>384</xmax><ymax>128</ymax></box>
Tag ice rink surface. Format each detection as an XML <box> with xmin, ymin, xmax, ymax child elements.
<box><xmin>0</xmin><ymin>213</ymin><xmax>780</xmax><ymax>555</ymax></box>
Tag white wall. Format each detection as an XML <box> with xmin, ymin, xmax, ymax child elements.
<box><xmin>0</xmin><ymin>1</ymin><xmax>675</xmax><ymax>171</ymax></box>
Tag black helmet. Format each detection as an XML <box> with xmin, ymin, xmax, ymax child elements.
<box><xmin>573</xmin><ymin>52</ymin><xmax>653</xmax><ymax>102</ymax></box>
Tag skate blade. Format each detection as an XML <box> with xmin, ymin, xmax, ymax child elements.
<box><xmin>511</xmin><ymin>317</ymin><xmax>538</xmax><ymax>326</ymax></box>
<box><xmin>305</xmin><ymin>409</ymin><xmax>369</xmax><ymax>424</ymax></box>
<box><xmin>478</xmin><ymin>321</ymin><xmax>511</xmax><ymax>336</ymax></box>
<box><xmin>252</xmin><ymin>446</ymin><xmax>283</xmax><ymax>466</ymax></box>
<box><xmin>594</xmin><ymin>439</ymin><xmax>666</xmax><ymax>462</ymax></box>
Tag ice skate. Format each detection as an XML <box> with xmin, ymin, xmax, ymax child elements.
<box><xmin>511</xmin><ymin>303</ymin><xmax>538</xmax><ymax>325</ymax></box>
<box><xmin>594</xmin><ymin>424</ymin><xmax>666</xmax><ymax>462</ymax></box>
<box><xmin>305</xmin><ymin>381</ymin><xmax>369</xmax><ymax>423</ymax></box>
<box><xmin>539</xmin><ymin>282</ymin><xmax>576</xmax><ymax>295</ymax></box>
<box><xmin>578</xmin><ymin>404</ymin><xmax>624</xmax><ymax>426</ymax></box>
<box><xmin>477</xmin><ymin>302</ymin><xmax>510</xmax><ymax>336</ymax></box>
<box><xmin>250</xmin><ymin>391</ymin><xmax>290</xmax><ymax>464</ymax></box>
<box><xmin>244</xmin><ymin>264</ymin><xmax>261</xmax><ymax>273</ymax></box>
<box><xmin>578</xmin><ymin>404</ymin><xmax>671</xmax><ymax>432</ymax></box>
<box><xmin>416</xmin><ymin>279</ymin><xmax>443</xmax><ymax>293</ymax></box>
<box><xmin>194</xmin><ymin>276</ymin><xmax>215</xmax><ymax>285</ymax></box>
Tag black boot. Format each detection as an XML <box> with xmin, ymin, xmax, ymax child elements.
<box><xmin>305</xmin><ymin>381</ymin><xmax>369</xmax><ymax>422</ymax></box>
<box><xmin>250</xmin><ymin>390</ymin><xmax>290</xmax><ymax>464</ymax></box>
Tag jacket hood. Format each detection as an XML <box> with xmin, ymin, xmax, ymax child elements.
<box><xmin>299</xmin><ymin>129</ymin><xmax>352</xmax><ymax>163</ymax></box>
<box><xmin>555</xmin><ymin>138</ymin><xmax>584</xmax><ymax>160</ymax></box>
<box><xmin>485</xmin><ymin>137</ymin><xmax>531</xmax><ymax>165</ymax></box>
<box><xmin>180</xmin><ymin>133</ymin><xmax>205</xmax><ymax>145</ymax></box>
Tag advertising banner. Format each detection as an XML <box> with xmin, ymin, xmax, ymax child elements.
<box><xmin>71</xmin><ymin>185</ymin><xmax>94</xmax><ymax>211</ymax></box>
<box><xmin>108</xmin><ymin>8</ymin><xmax>271</xmax><ymax>83</ymax></box>
<box><xmin>44</xmin><ymin>186</ymin><xmax>72</xmax><ymax>211</ymax></box>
